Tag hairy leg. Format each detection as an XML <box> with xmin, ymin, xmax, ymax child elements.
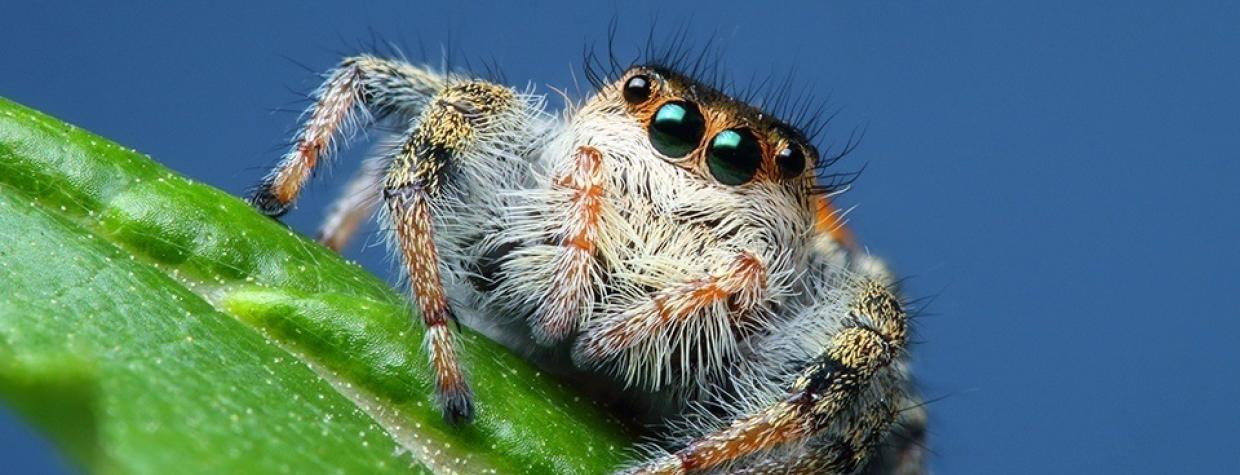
<box><xmin>382</xmin><ymin>79</ymin><xmax>528</xmax><ymax>424</ymax></box>
<box><xmin>316</xmin><ymin>155</ymin><xmax>386</xmax><ymax>252</ymax></box>
<box><xmin>528</xmin><ymin>144</ymin><xmax>608</xmax><ymax>342</ymax></box>
<box><xmin>254</xmin><ymin>53</ymin><xmax>538</xmax><ymax>424</ymax></box>
<box><xmin>575</xmin><ymin>252</ymin><xmax>768</xmax><ymax>388</ymax></box>
<box><xmin>624</xmin><ymin>281</ymin><xmax>908</xmax><ymax>474</ymax></box>
<box><xmin>251</xmin><ymin>55</ymin><xmax>446</xmax><ymax>216</ymax></box>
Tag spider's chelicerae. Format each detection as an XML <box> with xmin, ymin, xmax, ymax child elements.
<box><xmin>249</xmin><ymin>47</ymin><xmax>927</xmax><ymax>474</ymax></box>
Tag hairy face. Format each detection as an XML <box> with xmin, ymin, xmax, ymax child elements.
<box><xmin>555</xmin><ymin>65</ymin><xmax>849</xmax><ymax>265</ymax></box>
<box><xmin>586</xmin><ymin>66</ymin><xmax>821</xmax><ymax>193</ymax></box>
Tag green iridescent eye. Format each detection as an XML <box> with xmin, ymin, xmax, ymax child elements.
<box><xmin>648</xmin><ymin>101</ymin><xmax>705</xmax><ymax>158</ymax></box>
<box><xmin>707</xmin><ymin>128</ymin><xmax>762</xmax><ymax>186</ymax></box>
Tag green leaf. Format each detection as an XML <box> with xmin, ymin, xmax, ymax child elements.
<box><xmin>0</xmin><ymin>97</ymin><xmax>633</xmax><ymax>474</ymax></box>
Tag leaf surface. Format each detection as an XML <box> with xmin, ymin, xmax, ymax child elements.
<box><xmin>0</xmin><ymin>98</ymin><xmax>632</xmax><ymax>475</ymax></box>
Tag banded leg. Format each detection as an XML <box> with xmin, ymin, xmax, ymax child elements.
<box><xmin>624</xmin><ymin>281</ymin><xmax>908</xmax><ymax>475</ymax></box>
<box><xmin>731</xmin><ymin>404</ymin><xmax>901</xmax><ymax>475</ymax></box>
<box><xmin>251</xmin><ymin>55</ymin><xmax>446</xmax><ymax>216</ymax></box>
<box><xmin>383</xmin><ymin>80</ymin><xmax>523</xmax><ymax>424</ymax></box>
<box><xmin>386</xmin><ymin>183</ymin><xmax>473</xmax><ymax>423</ymax></box>
<box><xmin>530</xmin><ymin>145</ymin><xmax>607</xmax><ymax>342</ymax></box>
<box><xmin>575</xmin><ymin>252</ymin><xmax>768</xmax><ymax>387</ymax></box>
<box><xmin>316</xmin><ymin>156</ymin><xmax>386</xmax><ymax>252</ymax></box>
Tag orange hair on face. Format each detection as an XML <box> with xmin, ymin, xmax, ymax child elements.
<box><xmin>814</xmin><ymin>196</ymin><xmax>856</xmax><ymax>250</ymax></box>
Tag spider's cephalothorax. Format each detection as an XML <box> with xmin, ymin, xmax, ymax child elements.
<box><xmin>250</xmin><ymin>54</ymin><xmax>926</xmax><ymax>474</ymax></box>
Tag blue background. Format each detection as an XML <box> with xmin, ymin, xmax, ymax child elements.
<box><xmin>2</xmin><ymin>1</ymin><xmax>1238</xmax><ymax>473</ymax></box>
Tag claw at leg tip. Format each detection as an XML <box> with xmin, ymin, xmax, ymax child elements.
<box><xmin>249</xmin><ymin>187</ymin><xmax>291</xmax><ymax>218</ymax></box>
<box><xmin>438</xmin><ymin>385</ymin><xmax>476</xmax><ymax>426</ymax></box>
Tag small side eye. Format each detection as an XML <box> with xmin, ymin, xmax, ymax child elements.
<box><xmin>776</xmin><ymin>145</ymin><xmax>806</xmax><ymax>179</ymax></box>
<box><xmin>649</xmin><ymin>101</ymin><xmax>706</xmax><ymax>158</ymax></box>
<box><xmin>623</xmin><ymin>75</ymin><xmax>653</xmax><ymax>103</ymax></box>
<box><xmin>707</xmin><ymin>128</ymin><xmax>762</xmax><ymax>186</ymax></box>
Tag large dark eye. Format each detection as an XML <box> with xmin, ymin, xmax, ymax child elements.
<box><xmin>707</xmin><ymin>128</ymin><xmax>763</xmax><ymax>186</ymax></box>
<box><xmin>776</xmin><ymin>145</ymin><xmax>806</xmax><ymax>179</ymax></box>
<box><xmin>649</xmin><ymin>101</ymin><xmax>706</xmax><ymax>158</ymax></box>
<box><xmin>623</xmin><ymin>75</ymin><xmax>652</xmax><ymax>103</ymax></box>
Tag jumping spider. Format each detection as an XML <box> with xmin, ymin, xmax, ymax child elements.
<box><xmin>249</xmin><ymin>48</ymin><xmax>927</xmax><ymax>474</ymax></box>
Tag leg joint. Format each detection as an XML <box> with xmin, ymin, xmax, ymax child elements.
<box><xmin>848</xmin><ymin>281</ymin><xmax>907</xmax><ymax>350</ymax></box>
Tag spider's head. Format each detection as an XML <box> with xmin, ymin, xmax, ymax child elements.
<box><xmin>567</xmin><ymin>65</ymin><xmax>856</xmax><ymax>250</ymax></box>
<box><xmin>597</xmin><ymin>65</ymin><xmax>818</xmax><ymax>190</ymax></box>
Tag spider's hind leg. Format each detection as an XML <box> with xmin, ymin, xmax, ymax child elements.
<box><xmin>250</xmin><ymin>55</ymin><xmax>445</xmax><ymax>216</ymax></box>
<box><xmin>625</xmin><ymin>281</ymin><xmax>909</xmax><ymax>475</ymax></box>
<box><xmin>315</xmin><ymin>155</ymin><xmax>386</xmax><ymax>252</ymax></box>
<box><xmin>254</xmin><ymin>54</ymin><xmax>542</xmax><ymax>424</ymax></box>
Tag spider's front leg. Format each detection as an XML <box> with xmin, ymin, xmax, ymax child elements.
<box><xmin>382</xmin><ymin>80</ymin><xmax>534</xmax><ymax>424</ymax></box>
<box><xmin>625</xmin><ymin>281</ymin><xmax>909</xmax><ymax>475</ymax></box>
